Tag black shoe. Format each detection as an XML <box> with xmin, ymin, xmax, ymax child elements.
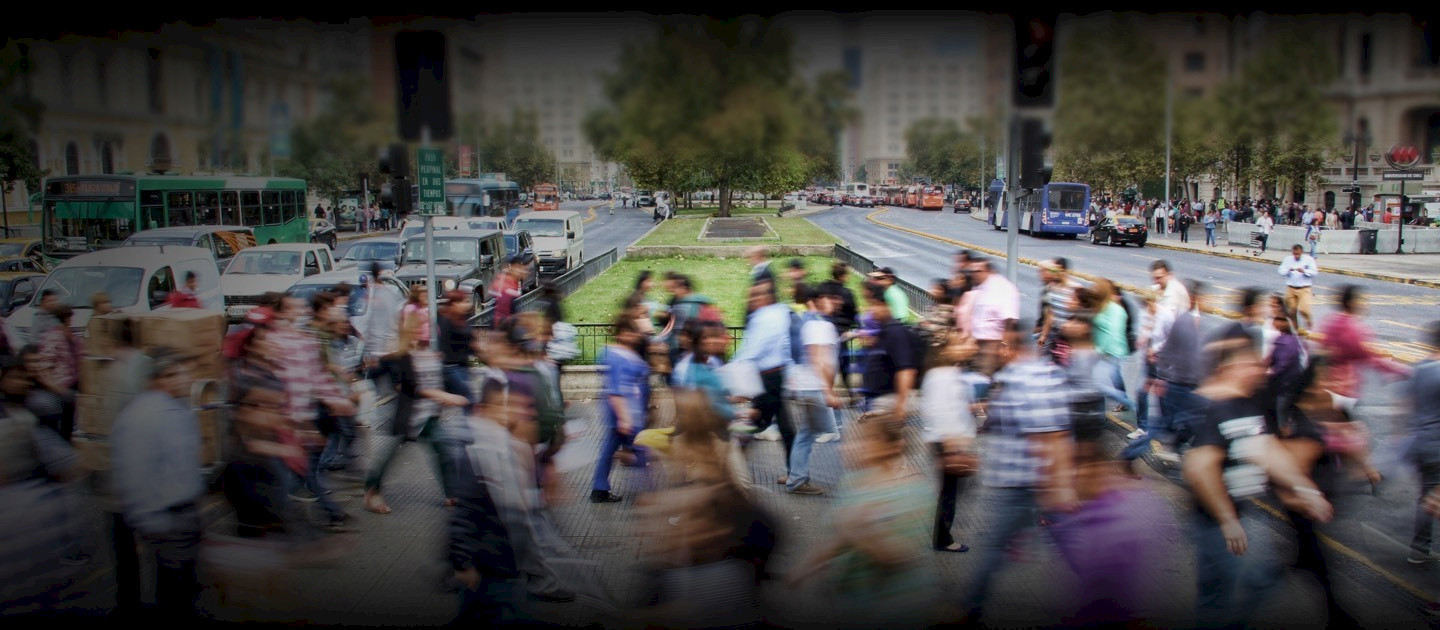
<box><xmin>590</xmin><ymin>490</ymin><xmax>622</xmax><ymax>503</ymax></box>
<box><xmin>530</xmin><ymin>589</ymin><xmax>577</xmax><ymax>603</ymax></box>
<box><xmin>934</xmin><ymin>543</ymin><xmax>970</xmax><ymax>553</ymax></box>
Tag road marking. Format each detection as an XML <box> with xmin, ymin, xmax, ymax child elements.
<box><xmin>1129</xmin><ymin>253</ymin><xmax>1160</xmax><ymax>261</ymax></box>
<box><xmin>1204</xmin><ymin>267</ymin><xmax>1246</xmax><ymax>276</ymax></box>
<box><xmin>583</xmin><ymin>205</ymin><xmax>603</xmax><ymax>224</ymax></box>
<box><xmin>1383</xmin><ymin>320</ymin><xmax>1431</xmax><ymax>332</ymax></box>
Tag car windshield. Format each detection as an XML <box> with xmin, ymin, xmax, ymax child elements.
<box><xmin>226</xmin><ymin>250</ymin><xmax>302</xmax><ymax>275</ymax></box>
<box><xmin>342</xmin><ymin>242</ymin><xmax>398</xmax><ymax>261</ymax></box>
<box><xmin>125</xmin><ymin>237</ymin><xmax>192</xmax><ymax>247</ymax></box>
<box><xmin>1117</xmin><ymin>218</ymin><xmax>1144</xmax><ymax>226</ymax></box>
<box><xmin>503</xmin><ymin>234</ymin><xmax>518</xmax><ymax>253</ymax></box>
<box><xmin>404</xmin><ymin>238</ymin><xmax>479</xmax><ymax>265</ymax></box>
<box><xmin>40</xmin><ymin>266</ymin><xmax>145</xmax><ymax>309</ymax></box>
<box><xmin>0</xmin><ymin>244</ymin><xmax>28</xmax><ymax>257</ymax></box>
<box><xmin>512</xmin><ymin>219</ymin><xmax>564</xmax><ymax>237</ymax></box>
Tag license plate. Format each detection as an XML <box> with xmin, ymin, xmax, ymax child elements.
<box><xmin>227</xmin><ymin>305</ymin><xmax>253</xmax><ymax>319</ymax></box>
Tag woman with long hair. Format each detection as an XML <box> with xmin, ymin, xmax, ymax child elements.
<box><xmin>1089</xmin><ymin>278</ymin><xmax>1136</xmax><ymax>413</ymax></box>
<box><xmin>363</xmin><ymin>312</ymin><xmax>470</xmax><ymax>515</ymax></box>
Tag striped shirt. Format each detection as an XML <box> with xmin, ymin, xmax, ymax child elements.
<box><xmin>982</xmin><ymin>358</ymin><xmax>1072</xmax><ymax>488</ymax></box>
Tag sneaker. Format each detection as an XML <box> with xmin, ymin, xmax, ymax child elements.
<box><xmin>1408</xmin><ymin>553</ymin><xmax>1434</xmax><ymax>565</ymax></box>
<box><xmin>289</xmin><ymin>489</ymin><xmax>318</xmax><ymax>503</ymax></box>
<box><xmin>1126</xmin><ymin>429</ymin><xmax>1147</xmax><ymax>440</ymax></box>
<box><xmin>776</xmin><ymin>476</ymin><xmax>788</xmax><ymax>485</ymax></box>
<box><xmin>815</xmin><ymin>432</ymin><xmax>840</xmax><ymax>443</ymax></box>
<box><xmin>755</xmin><ymin>425</ymin><xmax>781</xmax><ymax>441</ymax></box>
<box><xmin>787</xmin><ymin>482</ymin><xmax>823</xmax><ymax>495</ymax></box>
<box><xmin>590</xmin><ymin>490</ymin><xmax>623</xmax><ymax>503</ymax></box>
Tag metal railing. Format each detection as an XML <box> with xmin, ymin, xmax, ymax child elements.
<box><xmin>832</xmin><ymin>244</ymin><xmax>935</xmax><ymax>317</ymax></box>
<box><xmin>470</xmin><ymin>247</ymin><xmax>620</xmax><ymax>328</ymax></box>
<box><xmin>566</xmin><ymin>323</ymin><xmax>867</xmax><ymax>367</ymax></box>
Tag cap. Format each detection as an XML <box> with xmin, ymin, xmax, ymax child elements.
<box><xmin>244</xmin><ymin>306</ymin><xmax>275</xmax><ymax>327</ymax></box>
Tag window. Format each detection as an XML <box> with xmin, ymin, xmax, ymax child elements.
<box><xmin>221</xmin><ymin>191</ymin><xmax>240</xmax><ymax>225</ymax></box>
<box><xmin>1420</xmin><ymin>21</ymin><xmax>1440</xmax><ymax>67</ymax></box>
<box><xmin>262</xmin><ymin>191</ymin><xmax>281</xmax><ymax>225</ymax></box>
<box><xmin>150</xmin><ymin>134</ymin><xmax>171</xmax><ymax>170</ymax></box>
<box><xmin>141</xmin><ymin>191</ymin><xmax>165</xmax><ymax>230</ymax></box>
<box><xmin>1185</xmin><ymin>52</ymin><xmax>1205</xmax><ymax>72</ymax></box>
<box><xmin>147</xmin><ymin>266</ymin><xmax>174</xmax><ymax>309</ymax></box>
<box><xmin>196</xmin><ymin>191</ymin><xmax>219</xmax><ymax>224</ymax></box>
<box><xmin>64</xmin><ymin>142</ymin><xmax>79</xmax><ymax>175</ymax></box>
<box><xmin>12</xmin><ymin>278</ymin><xmax>35</xmax><ymax>305</ymax></box>
<box><xmin>1360</xmin><ymin>33</ymin><xmax>1373</xmax><ymax>78</ymax></box>
<box><xmin>305</xmin><ymin>251</ymin><xmax>318</xmax><ymax>271</ymax></box>
<box><xmin>167</xmin><ymin>192</ymin><xmax>194</xmax><ymax>226</ymax></box>
<box><xmin>281</xmin><ymin>191</ymin><xmax>297</xmax><ymax>224</ymax></box>
<box><xmin>197</xmin><ymin>233</ymin><xmax>214</xmax><ymax>256</ymax></box>
<box><xmin>214</xmin><ymin>233</ymin><xmax>239</xmax><ymax>259</ymax></box>
<box><xmin>241</xmin><ymin>191</ymin><xmax>261</xmax><ymax>226</ymax></box>
<box><xmin>147</xmin><ymin>48</ymin><xmax>163</xmax><ymax>114</ymax></box>
<box><xmin>101</xmin><ymin>142</ymin><xmax>114</xmax><ymax>174</ymax></box>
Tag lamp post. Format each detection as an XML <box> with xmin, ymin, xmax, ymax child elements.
<box><xmin>1342</xmin><ymin>119</ymin><xmax>1373</xmax><ymax>213</ymax></box>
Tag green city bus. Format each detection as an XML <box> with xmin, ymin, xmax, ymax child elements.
<box><xmin>445</xmin><ymin>178</ymin><xmax>524</xmax><ymax>224</ymax></box>
<box><xmin>42</xmin><ymin>174</ymin><xmax>310</xmax><ymax>260</ymax></box>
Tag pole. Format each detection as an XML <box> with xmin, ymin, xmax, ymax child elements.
<box><xmin>422</xmin><ymin>125</ymin><xmax>439</xmax><ymax>347</ymax></box>
<box><xmin>1005</xmin><ymin>113</ymin><xmax>1020</xmax><ymax>286</ymax></box>
<box><xmin>1164</xmin><ymin>65</ymin><xmax>1173</xmax><ymax>204</ymax></box>
<box><xmin>1397</xmin><ymin>178</ymin><xmax>1405</xmax><ymax>254</ymax></box>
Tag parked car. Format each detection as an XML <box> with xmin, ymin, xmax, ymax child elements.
<box><xmin>393</xmin><ymin>229</ymin><xmax>505</xmax><ymax>312</ymax></box>
<box><xmin>0</xmin><ymin>271</ymin><xmax>45</xmax><ymax>317</ymax></box>
<box><xmin>635</xmin><ymin>190</ymin><xmax>656</xmax><ymax>207</ymax></box>
<box><xmin>221</xmin><ymin>243</ymin><xmax>337</xmax><ymax>322</ymax></box>
<box><xmin>1089</xmin><ymin>215</ymin><xmax>1148</xmax><ymax>247</ymax></box>
<box><xmin>0</xmin><ymin>237</ymin><xmax>43</xmax><ymax>261</ymax></box>
<box><xmin>0</xmin><ymin>257</ymin><xmax>45</xmax><ymax>273</ymax></box>
<box><xmin>336</xmin><ymin>236</ymin><xmax>401</xmax><ymax>272</ymax></box>
<box><xmin>123</xmin><ymin>225</ymin><xmax>257</xmax><ymax>272</ymax></box>
<box><xmin>5</xmin><ymin>246</ymin><xmax>223</xmax><ymax>352</ymax></box>
<box><xmin>288</xmin><ymin>268</ymin><xmax>409</xmax><ymax>363</ymax></box>
<box><xmin>501</xmin><ymin>230</ymin><xmax>540</xmax><ymax>293</ymax></box>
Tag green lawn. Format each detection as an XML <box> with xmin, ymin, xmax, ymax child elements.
<box><xmin>673</xmin><ymin>205</ymin><xmax>787</xmax><ymax>216</ymax></box>
<box><xmin>635</xmin><ymin>217</ymin><xmax>841</xmax><ymax>246</ymax></box>
<box><xmin>560</xmin><ymin>254</ymin><xmax>867</xmax><ymax>363</ymax></box>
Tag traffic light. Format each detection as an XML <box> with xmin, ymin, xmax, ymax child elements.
<box><xmin>379</xmin><ymin>143</ymin><xmax>409</xmax><ymax>178</ymax></box>
<box><xmin>394</xmin><ymin>30</ymin><xmax>453</xmax><ymax>142</ymax></box>
<box><xmin>1014</xmin><ymin>14</ymin><xmax>1057</xmax><ymax>108</ymax></box>
<box><xmin>1019</xmin><ymin>118</ymin><xmax>1052</xmax><ymax>189</ymax></box>
<box><xmin>392</xmin><ymin>178</ymin><xmax>413</xmax><ymax>215</ymax></box>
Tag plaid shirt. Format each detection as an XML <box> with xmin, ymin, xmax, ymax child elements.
<box><xmin>271</xmin><ymin>323</ymin><xmax>344</xmax><ymax>428</ymax></box>
<box><xmin>981</xmin><ymin>357</ymin><xmax>1071</xmax><ymax>488</ymax></box>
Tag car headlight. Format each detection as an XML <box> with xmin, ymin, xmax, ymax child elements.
<box><xmin>443</xmin><ymin>278</ymin><xmax>457</xmax><ymax>291</ymax></box>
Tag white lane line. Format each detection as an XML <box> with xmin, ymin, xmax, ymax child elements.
<box><xmin>1382</xmin><ymin>320</ymin><xmax>1430</xmax><ymax>332</ymax></box>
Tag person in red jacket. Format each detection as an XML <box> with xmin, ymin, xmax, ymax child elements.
<box><xmin>165</xmin><ymin>272</ymin><xmax>203</xmax><ymax>309</ymax></box>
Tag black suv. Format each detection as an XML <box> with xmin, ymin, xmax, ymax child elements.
<box><xmin>393</xmin><ymin>229</ymin><xmax>504</xmax><ymax>312</ymax></box>
<box><xmin>1089</xmin><ymin>215</ymin><xmax>1148</xmax><ymax>247</ymax></box>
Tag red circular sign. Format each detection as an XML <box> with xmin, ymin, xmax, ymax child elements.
<box><xmin>1387</xmin><ymin>144</ymin><xmax>1421</xmax><ymax>169</ymax></box>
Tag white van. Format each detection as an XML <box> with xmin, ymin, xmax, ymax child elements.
<box><xmin>4</xmin><ymin>246</ymin><xmax>223</xmax><ymax>352</ymax></box>
<box><xmin>398</xmin><ymin>216</ymin><xmax>470</xmax><ymax>241</ymax></box>
<box><xmin>511</xmin><ymin>210</ymin><xmax>584</xmax><ymax>275</ymax></box>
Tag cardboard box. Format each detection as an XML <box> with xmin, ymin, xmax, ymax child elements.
<box><xmin>133</xmin><ymin>310</ymin><xmax>226</xmax><ymax>353</ymax></box>
<box><xmin>72</xmin><ymin>436</ymin><xmax>110</xmax><ymax>471</ymax></box>
<box><xmin>75</xmin><ymin>394</ymin><xmax>112</xmax><ymax>436</ymax></box>
<box><xmin>79</xmin><ymin>356</ymin><xmax>113</xmax><ymax>395</ymax></box>
<box><xmin>189</xmin><ymin>352</ymin><xmax>225</xmax><ymax>381</ymax></box>
<box><xmin>84</xmin><ymin>314</ymin><xmax>129</xmax><ymax>357</ymax></box>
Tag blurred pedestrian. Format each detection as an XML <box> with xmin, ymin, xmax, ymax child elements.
<box><xmin>921</xmin><ymin>338</ymin><xmax>978</xmax><ymax>554</ymax></box>
<box><xmin>1407</xmin><ymin>321</ymin><xmax>1440</xmax><ymax>565</ymax></box>
<box><xmin>590</xmin><ymin>315</ymin><xmax>650</xmax><ymax>503</ymax></box>
<box><xmin>33</xmin><ymin>303</ymin><xmax>80</xmax><ymax>441</ymax></box>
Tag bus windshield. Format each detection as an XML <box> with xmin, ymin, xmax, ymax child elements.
<box><xmin>45</xmin><ymin>200</ymin><xmax>137</xmax><ymax>254</ymax></box>
<box><xmin>1048</xmin><ymin>188</ymin><xmax>1087</xmax><ymax>212</ymax></box>
<box><xmin>41</xmin><ymin>266</ymin><xmax>145</xmax><ymax>309</ymax></box>
<box><xmin>447</xmin><ymin>196</ymin><xmax>485</xmax><ymax>216</ymax></box>
<box><xmin>512</xmin><ymin>218</ymin><xmax>564</xmax><ymax>237</ymax></box>
<box><xmin>404</xmin><ymin>239</ymin><xmax>479</xmax><ymax>265</ymax></box>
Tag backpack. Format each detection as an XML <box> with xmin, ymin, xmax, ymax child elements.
<box><xmin>789</xmin><ymin>311</ymin><xmax>812</xmax><ymax>366</ymax></box>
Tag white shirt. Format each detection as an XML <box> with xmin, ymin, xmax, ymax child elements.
<box><xmin>1257</xmin><ymin>215</ymin><xmax>1274</xmax><ymax>235</ymax></box>
<box><xmin>1159</xmin><ymin>278</ymin><xmax>1190</xmax><ymax>316</ymax></box>
<box><xmin>787</xmin><ymin>316</ymin><xmax>838</xmax><ymax>391</ymax></box>
<box><xmin>1142</xmin><ymin>306</ymin><xmax>1175</xmax><ymax>354</ymax></box>
<box><xmin>920</xmin><ymin>366</ymin><xmax>977</xmax><ymax>443</ymax></box>
<box><xmin>1278</xmin><ymin>254</ymin><xmax>1318</xmax><ymax>288</ymax></box>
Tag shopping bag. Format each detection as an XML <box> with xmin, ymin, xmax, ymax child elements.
<box><xmin>717</xmin><ymin>360</ymin><xmax>764</xmax><ymax>399</ymax></box>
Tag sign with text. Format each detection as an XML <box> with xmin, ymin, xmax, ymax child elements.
<box><xmin>459</xmin><ymin>146</ymin><xmax>472</xmax><ymax>178</ymax></box>
<box><xmin>1382</xmin><ymin>170</ymin><xmax>1425</xmax><ymax>181</ymax></box>
<box><xmin>416</xmin><ymin>147</ymin><xmax>446</xmax><ymax>215</ymax></box>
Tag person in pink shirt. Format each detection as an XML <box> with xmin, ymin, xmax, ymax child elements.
<box><xmin>1317</xmin><ymin>284</ymin><xmax>1412</xmax><ymax>486</ymax></box>
<box><xmin>957</xmin><ymin>257</ymin><xmax>1019</xmax><ymax>376</ymax></box>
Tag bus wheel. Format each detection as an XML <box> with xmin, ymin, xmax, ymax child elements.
<box><xmin>326</xmin><ymin>235</ymin><xmax>337</xmax><ymax>249</ymax></box>
<box><xmin>268</xmin><ymin>239</ymin><xmax>277</xmax><ymax>245</ymax></box>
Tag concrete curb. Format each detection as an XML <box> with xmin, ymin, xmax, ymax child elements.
<box><xmin>1142</xmin><ymin>240</ymin><xmax>1440</xmax><ymax>289</ymax></box>
<box><xmin>337</xmin><ymin>229</ymin><xmax>396</xmax><ymax>243</ymax></box>
<box><xmin>863</xmin><ymin>208</ymin><xmax>1417</xmax><ymax>365</ymax></box>
<box><xmin>625</xmin><ymin>244</ymin><xmax>837</xmax><ymax>258</ymax></box>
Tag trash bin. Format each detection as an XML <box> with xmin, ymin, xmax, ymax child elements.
<box><xmin>1357</xmin><ymin>228</ymin><xmax>1378</xmax><ymax>255</ymax></box>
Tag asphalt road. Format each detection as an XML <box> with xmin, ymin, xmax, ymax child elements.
<box><xmin>810</xmin><ymin>204</ymin><xmax>1440</xmax><ymax>623</ymax></box>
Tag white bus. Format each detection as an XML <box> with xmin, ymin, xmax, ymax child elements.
<box><xmin>843</xmin><ymin>182</ymin><xmax>870</xmax><ymax>198</ymax></box>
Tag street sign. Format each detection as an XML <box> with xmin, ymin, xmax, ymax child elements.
<box><xmin>1382</xmin><ymin>170</ymin><xmax>1425</xmax><ymax>181</ymax></box>
<box><xmin>415</xmin><ymin>147</ymin><xmax>446</xmax><ymax>215</ymax></box>
<box><xmin>996</xmin><ymin>156</ymin><xmax>1005</xmax><ymax>179</ymax></box>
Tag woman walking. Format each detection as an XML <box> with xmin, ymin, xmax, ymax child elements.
<box><xmin>591</xmin><ymin>316</ymin><xmax>652</xmax><ymax>503</ymax></box>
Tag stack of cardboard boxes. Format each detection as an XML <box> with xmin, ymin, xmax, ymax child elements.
<box><xmin>72</xmin><ymin>309</ymin><xmax>229</xmax><ymax>474</ymax></box>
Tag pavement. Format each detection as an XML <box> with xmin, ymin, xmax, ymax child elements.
<box><xmin>31</xmin><ymin>376</ymin><xmax>1440</xmax><ymax>628</ymax></box>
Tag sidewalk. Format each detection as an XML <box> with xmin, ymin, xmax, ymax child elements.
<box><xmin>1142</xmin><ymin>228</ymin><xmax>1440</xmax><ymax>289</ymax></box>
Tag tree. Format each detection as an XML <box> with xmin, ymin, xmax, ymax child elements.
<box><xmin>0</xmin><ymin>42</ymin><xmax>46</xmax><ymax>231</ymax></box>
<box><xmin>1052</xmin><ymin>14</ymin><xmax>1166</xmax><ymax>195</ymax></box>
<box><xmin>457</xmin><ymin>109</ymin><xmax>555</xmax><ymax>190</ymax></box>
<box><xmin>585</xmin><ymin>17</ymin><xmax>830</xmax><ymax>216</ymax></box>
<box><xmin>277</xmin><ymin>75</ymin><xmax>392</xmax><ymax>206</ymax></box>
<box><xmin>903</xmin><ymin>118</ymin><xmax>986</xmax><ymax>190</ymax></box>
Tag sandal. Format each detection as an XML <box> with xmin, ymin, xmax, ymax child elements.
<box><xmin>364</xmin><ymin>492</ymin><xmax>392</xmax><ymax>515</ymax></box>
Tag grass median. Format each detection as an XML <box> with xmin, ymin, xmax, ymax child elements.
<box><xmin>635</xmin><ymin>217</ymin><xmax>841</xmax><ymax>247</ymax></box>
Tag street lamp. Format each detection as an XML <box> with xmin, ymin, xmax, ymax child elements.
<box><xmin>1342</xmin><ymin>119</ymin><xmax>1373</xmax><ymax>212</ymax></box>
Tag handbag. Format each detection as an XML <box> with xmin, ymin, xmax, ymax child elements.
<box><xmin>1318</xmin><ymin>421</ymin><xmax>1368</xmax><ymax>455</ymax></box>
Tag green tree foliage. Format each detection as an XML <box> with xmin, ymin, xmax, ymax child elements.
<box><xmin>278</xmin><ymin>76</ymin><xmax>392</xmax><ymax>205</ymax></box>
<box><xmin>903</xmin><ymin>118</ymin><xmax>987</xmax><ymax>189</ymax></box>
<box><xmin>1052</xmin><ymin>14</ymin><xmax>1165</xmax><ymax>194</ymax></box>
<box><xmin>585</xmin><ymin>17</ymin><xmax>843</xmax><ymax>216</ymax></box>
<box><xmin>0</xmin><ymin>42</ymin><xmax>46</xmax><ymax>207</ymax></box>
<box><xmin>458</xmin><ymin>110</ymin><xmax>556</xmax><ymax>190</ymax></box>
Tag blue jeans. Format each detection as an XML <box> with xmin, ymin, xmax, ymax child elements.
<box><xmin>1134</xmin><ymin>358</ymin><xmax>1156</xmax><ymax>431</ymax></box>
<box><xmin>963</xmin><ymin>487</ymin><xmax>1042</xmax><ymax>614</ymax></box>
<box><xmin>592</xmin><ymin>426</ymin><xmax>645</xmax><ymax>493</ymax></box>
<box><xmin>785</xmin><ymin>391</ymin><xmax>833</xmax><ymax>490</ymax></box>
<box><xmin>1094</xmin><ymin>355</ymin><xmax>1136</xmax><ymax>411</ymax></box>
<box><xmin>1204</xmin><ymin>225</ymin><xmax>1217</xmax><ymax>245</ymax></box>
<box><xmin>1194</xmin><ymin>509</ymin><xmax>1282</xmax><ymax>628</ymax></box>
<box><xmin>1120</xmin><ymin>382</ymin><xmax>1196</xmax><ymax>461</ymax></box>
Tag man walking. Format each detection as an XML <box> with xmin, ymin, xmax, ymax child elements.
<box><xmin>732</xmin><ymin>282</ymin><xmax>796</xmax><ymax>464</ymax></box>
<box><xmin>866</xmin><ymin>267</ymin><xmax>913</xmax><ymax>324</ymax></box>
<box><xmin>858</xmin><ymin>282</ymin><xmax>918</xmax><ymax>417</ymax></box>
<box><xmin>110</xmin><ymin>347</ymin><xmax>204</xmax><ymax>620</ymax></box>
<box><xmin>955</xmin><ymin>257</ymin><xmax>1019</xmax><ymax>376</ymax></box>
<box><xmin>783</xmin><ymin>285</ymin><xmax>842</xmax><ymax>495</ymax></box>
<box><xmin>1120</xmin><ymin>280</ymin><xmax>1207</xmax><ymax>473</ymax></box>
<box><xmin>1278</xmin><ymin>245</ymin><xmax>1318</xmax><ymax>333</ymax></box>
<box><xmin>1255</xmin><ymin>210</ymin><xmax>1275</xmax><ymax>254</ymax></box>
